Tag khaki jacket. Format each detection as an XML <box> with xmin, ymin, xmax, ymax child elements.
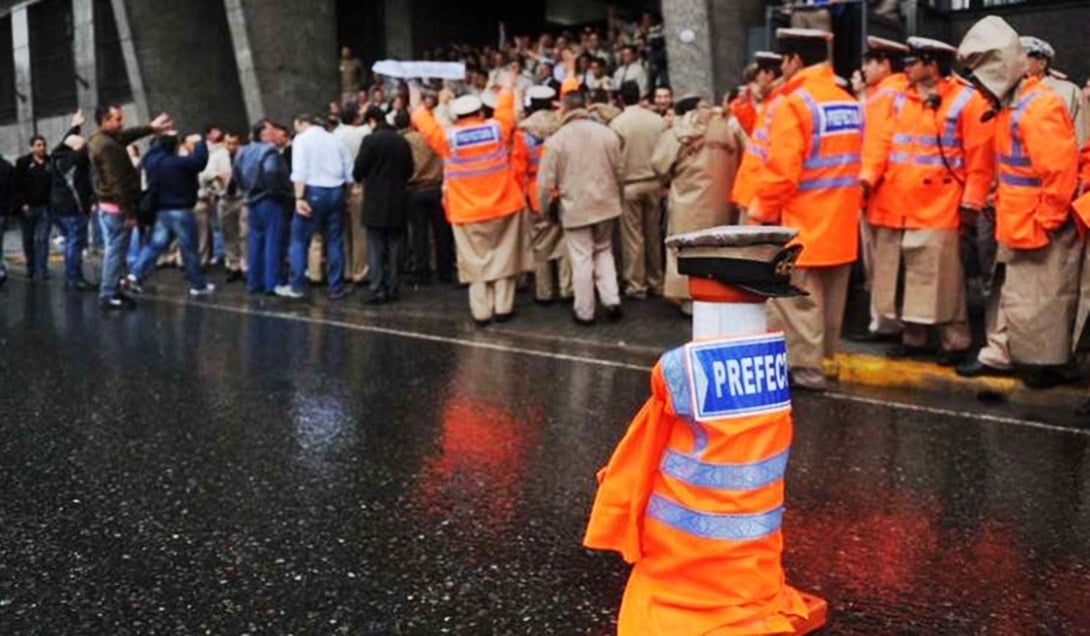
<box><xmin>404</xmin><ymin>130</ymin><xmax>443</xmax><ymax>190</ymax></box>
<box><xmin>652</xmin><ymin>107</ymin><xmax>745</xmax><ymax>234</ymax></box>
<box><xmin>538</xmin><ymin>109</ymin><xmax>624</xmax><ymax>229</ymax></box>
<box><xmin>610</xmin><ymin>105</ymin><xmax>666</xmax><ymax>183</ymax></box>
<box><xmin>1043</xmin><ymin>72</ymin><xmax>1088</xmax><ymax>146</ymax></box>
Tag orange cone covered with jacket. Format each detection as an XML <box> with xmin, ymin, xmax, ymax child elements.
<box><xmin>585</xmin><ymin>225</ymin><xmax>825</xmax><ymax>635</ymax></box>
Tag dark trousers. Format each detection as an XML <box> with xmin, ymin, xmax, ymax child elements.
<box><xmin>408</xmin><ymin>187</ymin><xmax>454</xmax><ymax>282</ymax></box>
<box><xmin>366</xmin><ymin>227</ymin><xmax>403</xmax><ymax>300</ymax></box>
<box><xmin>52</xmin><ymin>215</ymin><xmax>87</xmax><ymax>284</ymax></box>
<box><xmin>21</xmin><ymin>204</ymin><xmax>51</xmax><ymax>278</ymax></box>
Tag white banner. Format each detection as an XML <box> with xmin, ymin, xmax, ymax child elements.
<box><xmin>371</xmin><ymin>60</ymin><xmax>466</xmax><ymax>80</ymax></box>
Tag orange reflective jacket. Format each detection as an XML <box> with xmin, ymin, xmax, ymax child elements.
<box><xmin>585</xmin><ymin>337</ymin><xmax>809</xmax><ymax>635</ymax></box>
<box><xmin>750</xmin><ymin>64</ymin><xmax>862</xmax><ymax>267</ymax></box>
<box><xmin>511</xmin><ymin>130</ymin><xmax>547</xmax><ymax>213</ymax></box>
<box><xmin>864</xmin><ymin>78</ymin><xmax>994</xmax><ymax>230</ymax></box>
<box><xmin>730</xmin><ymin>93</ymin><xmax>759</xmax><ymax>136</ymax></box>
<box><xmin>994</xmin><ymin>76</ymin><xmax>1079</xmax><ymax>250</ymax></box>
<box><xmin>859</xmin><ymin>73</ymin><xmax>908</xmax><ymax>227</ymax></box>
<box><xmin>730</xmin><ymin>87</ymin><xmax>785</xmax><ymax>210</ymax></box>
<box><xmin>411</xmin><ymin>90</ymin><xmax>525</xmax><ymax>224</ymax></box>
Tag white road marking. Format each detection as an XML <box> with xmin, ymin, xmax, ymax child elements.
<box><xmin>157</xmin><ymin>295</ymin><xmax>1090</xmax><ymax>436</ymax></box>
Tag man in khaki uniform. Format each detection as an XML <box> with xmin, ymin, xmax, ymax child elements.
<box><xmin>538</xmin><ymin>90</ymin><xmax>624</xmax><ymax>325</ymax></box>
<box><xmin>610</xmin><ymin>80</ymin><xmax>667</xmax><ymax>299</ymax></box>
<box><xmin>651</xmin><ymin>95</ymin><xmax>746</xmax><ymax>315</ymax></box>
<box><xmin>219</xmin><ymin>132</ymin><xmax>247</xmax><ymax>282</ymax></box>
<box><xmin>1021</xmin><ymin>36</ymin><xmax>1088</xmax><ymax>146</ymax></box>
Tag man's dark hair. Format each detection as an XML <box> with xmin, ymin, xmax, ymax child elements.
<box><xmin>781</xmin><ymin>39</ymin><xmax>828</xmax><ymax>68</ymax></box>
<box><xmin>563</xmin><ymin>90</ymin><xmax>586</xmax><ymax>112</ymax></box>
<box><xmin>157</xmin><ymin>133</ymin><xmax>180</xmax><ymax>154</ymax></box>
<box><xmin>393</xmin><ymin>109</ymin><xmax>411</xmax><ymax>130</ymax></box>
<box><xmin>293</xmin><ymin>113</ymin><xmax>315</xmax><ymax>127</ymax></box>
<box><xmin>250</xmin><ymin>120</ymin><xmax>266</xmax><ymax>142</ymax></box>
<box><xmin>619</xmin><ymin>80</ymin><xmax>641</xmax><ymax>106</ymax></box>
<box><xmin>94</xmin><ymin>104</ymin><xmax>120</xmax><ymax>125</ymax></box>
<box><xmin>674</xmin><ymin>96</ymin><xmax>701</xmax><ymax>117</ymax></box>
<box><xmin>742</xmin><ymin>62</ymin><xmax>759</xmax><ymax>84</ymax></box>
<box><xmin>865</xmin><ymin>50</ymin><xmax>904</xmax><ymax>73</ymax></box>
<box><xmin>363</xmin><ymin>105</ymin><xmax>385</xmax><ymax>127</ymax></box>
<box><xmin>29</xmin><ymin>134</ymin><xmax>46</xmax><ymax>147</ymax></box>
<box><xmin>527</xmin><ymin>96</ymin><xmax>553</xmax><ymax>114</ymax></box>
<box><xmin>341</xmin><ymin>102</ymin><xmax>359</xmax><ymax>126</ymax></box>
<box><xmin>923</xmin><ymin>53</ymin><xmax>954</xmax><ymax>78</ymax></box>
<box><xmin>589</xmin><ymin>88</ymin><xmax>610</xmax><ymax>105</ymax></box>
<box><xmin>203</xmin><ymin>123</ymin><xmax>221</xmax><ymax>136</ymax></box>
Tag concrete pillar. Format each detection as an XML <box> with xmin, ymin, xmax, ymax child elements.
<box><xmin>661</xmin><ymin>0</ymin><xmax>715</xmax><ymax>101</ymax></box>
<box><xmin>110</xmin><ymin>0</ymin><xmax>148</xmax><ymax>123</ymax></box>
<box><xmin>72</xmin><ymin>0</ymin><xmax>97</xmax><ymax>109</ymax></box>
<box><xmin>12</xmin><ymin>5</ymin><xmax>33</xmax><ymax>141</ymax></box>
<box><xmin>238</xmin><ymin>0</ymin><xmax>336</xmax><ymax>125</ymax></box>
<box><xmin>224</xmin><ymin>0</ymin><xmax>264</xmax><ymax>124</ymax></box>
<box><xmin>662</xmin><ymin>0</ymin><xmax>767</xmax><ymax>104</ymax></box>
<box><xmin>385</xmin><ymin>0</ymin><xmax>413</xmax><ymax>59</ymax></box>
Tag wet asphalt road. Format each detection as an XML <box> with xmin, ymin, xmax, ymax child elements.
<box><xmin>1</xmin><ymin>276</ymin><xmax>1089</xmax><ymax>635</ymax></box>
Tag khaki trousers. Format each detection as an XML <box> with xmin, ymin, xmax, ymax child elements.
<box><xmin>470</xmin><ymin>276</ymin><xmax>516</xmax><ymax>321</ymax></box>
<box><xmin>220</xmin><ymin>196</ymin><xmax>247</xmax><ymax>272</ymax></box>
<box><xmin>566</xmin><ymin>219</ymin><xmax>621</xmax><ymax>321</ymax></box>
<box><xmin>978</xmin><ymin>224</ymin><xmax>1082</xmax><ymax>368</ymax></box>
<box><xmin>344</xmin><ymin>185</ymin><xmax>368</xmax><ymax>283</ymax></box>
<box><xmin>620</xmin><ymin>180</ymin><xmax>663</xmax><ymax>297</ymax></box>
<box><xmin>860</xmin><ymin>215</ymin><xmax>901</xmax><ymax>334</ymax></box>
<box><xmin>195</xmin><ymin>199</ymin><xmax>214</xmax><ymax>266</ymax></box>
<box><xmin>768</xmin><ymin>264</ymin><xmax>852</xmax><ymax>375</ymax></box>
<box><xmin>535</xmin><ymin>258</ymin><xmax>573</xmax><ymax>301</ymax></box>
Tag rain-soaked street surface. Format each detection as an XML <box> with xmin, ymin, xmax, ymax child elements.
<box><xmin>2</xmin><ymin>275</ymin><xmax>1089</xmax><ymax>635</ymax></box>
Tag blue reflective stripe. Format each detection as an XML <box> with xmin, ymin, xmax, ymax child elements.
<box><xmin>892</xmin><ymin>133</ymin><xmax>914</xmax><ymax>145</ymax></box>
<box><xmin>647</xmin><ymin>494</ymin><xmax>784</xmax><ymax>541</ymax></box>
<box><xmin>998</xmin><ymin>154</ymin><xmax>1032</xmax><ymax>167</ymax></box>
<box><xmin>443</xmin><ymin>162</ymin><xmax>507</xmax><ymax>180</ymax></box>
<box><xmin>803</xmin><ymin>152</ymin><xmax>860</xmax><ymax>169</ymax></box>
<box><xmin>660</xmin><ymin>448</ymin><xmax>789</xmax><ymax>490</ymax></box>
<box><xmin>1007</xmin><ymin>90</ymin><xmax>1039</xmax><ymax>161</ymax></box>
<box><xmin>913</xmin><ymin>155</ymin><xmax>964</xmax><ymax>168</ymax></box>
<box><xmin>999</xmin><ymin>173</ymin><xmax>1042</xmax><ymax>187</ymax></box>
<box><xmin>943</xmin><ymin>87</ymin><xmax>975</xmax><ymax>143</ymax></box>
<box><xmin>660</xmin><ymin>347</ymin><xmax>708</xmax><ymax>454</ymax></box>
<box><xmin>447</xmin><ymin>147</ymin><xmax>508</xmax><ymax>166</ymax></box>
<box><xmin>798</xmin><ymin>89</ymin><xmax>823</xmax><ymax>164</ymax></box>
<box><xmin>893</xmin><ymin>93</ymin><xmax>906</xmax><ymax>115</ymax></box>
<box><xmin>798</xmin><ymin>176</ymin><xmax>858</xmax><ymax>191</ymax></box>
<box><xmin>889</xmin><ymin>151</ymin><xmax>910</xmax><ymax>164</ymax></box>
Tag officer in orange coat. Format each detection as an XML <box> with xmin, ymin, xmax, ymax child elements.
<box><xmin>410</xmin><ymin>74</ymin><xmax>530</xmax><ymax>325</ymax></box>
<box><xmin>585</xmin><ymin>225</ymin><xmax>825</xmax><ymax>636</ymax></box>
<box><xmin>862</xmin><ymin>37</ymin><xmax>995</xmax><ymax>366</ymax></box>
<box><xmin>729</xmin><ymin>52</ymin><xmax>782</xmax><ymax>137</ymax></box>
<box><xmin>749</xmin><ymin>28</ymin><xmax>863</xmax><ymax>391</ymax></box>
<box><xmin>856</xmin><ymin>36</ymin><xmax>910</xmax><ymax>341</ymax></box>
<box><xmin>956</xmin><ymin>16</ymin><xmax>1081</xmax><ymax>388</ymax></box>
<box><xmin>730</xmin><ymin>52</ymin><xmax>785</xmax><ymax>214</ymax></box>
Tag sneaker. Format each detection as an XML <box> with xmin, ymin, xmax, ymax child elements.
<box><xmin>189</xmin><ymin>283</ymin><xmax>216</xmax><ymax>296</ymax></box>
<box><xmin>328</xmin><ymin>287</ymin><xmax>351</xmax><ymax>301</ymax></box>
<box><xmin>120</xmin><ymin>274</ymin><xmax>143</xmax><ymax>294</ymax></box>
<box><xmin>274</xmin><ymin>284</ymin><xmax>304</xmax><ymax>299</ymax></box>
<box><xmin>99</xmin><ymin>293</ymin><xmax>137</xmax><ymax>310</ymax></box>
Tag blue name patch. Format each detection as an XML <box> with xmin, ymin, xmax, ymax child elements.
<box><xmin>685</xmin><ymin>334</ymin><xmax>791</xmax><ymax>421</ymax></box>
<box><xmin>453</xmin><ymin>125</ymin><xmax>499</xmax><ymax>148</ymax></box>
<box><xmin>821</xmin><ymin>103</ymin><xmax>862</xmax><ymax>134</ymax></box>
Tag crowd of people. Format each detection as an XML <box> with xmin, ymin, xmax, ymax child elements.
<box><xmin>4</xmin><ymin>12</ymin><xmax>1090</xmax><ymax>413</ymax></box>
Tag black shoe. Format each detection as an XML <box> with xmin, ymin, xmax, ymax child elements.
<box><xmin>847</xmin><ymin>331</ymin><xmax>901</xmax><ymax>344</ymax></box>
<box><xmin>328</xmin><ymin>287</ymin><xmax>351</xmax><ymax>301</ymax></box>
<box><xmin>474</xmin><ymin>317</ymin><xmax>492</xmax><ymax>327</ymax></box>
<box><xmin>956</xmin><ymin>359</ymin><xmax>1012</xmax><ymax>378</ymax></box>
<box><xmin>69</xmin><ymin>279</ymin><xmax>99</xmax><ymax>292</ymax></box>
<box><xmin>1075</xmin><ymin>397</ymin><xmax>1090</xmax><ymax>417</ymax></box>
<box><xmin>1022</xmin><ymin>366</ymin><xmax>1079</xmax><ymax>390</ymax></box>
<box><xmin>572</xmin><ymin>312</ymin><xmax>596</xmax><ymax>327</ymax></box>
<box><xmin>533</xmin><ymin>297</ymin><xmax>556</xmax><ymax>306</ymax></box>
<box><xmin>364</xmin><ymin>292</ymin><xmax>387</xmax><ymax>305</ymax></box>
<box><xmin>936</xmin><ymin>349</ymin><xmax>970</xmax><ymax>367</ymax></box>
<box><xmin>494</xmin><ymin>311</ymin><xmax>514</xmax><ymax>323</ymax></box>
<box><xmin>225</xmin><ymin>270</ymin><xmax>243</xmax><ymax>283</ymax></box>
<box><xmin>99</xmin><ymin>293</ymin><xmax>136</xmax><ymax>311</ymax></box>
<box><xmin>886</xmin><ymin>344</ymin><xmax>934</xmax><ymax>360</ymax></box>
<box><xmin>604</xmin><ymin>304</ymin><xmax>623</xmax><ymax>323</ymax></box>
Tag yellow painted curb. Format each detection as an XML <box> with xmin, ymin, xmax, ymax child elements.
<box><xmin>825</xmin><ymin>352</ymin><xmax>1088</xmax><ymax>407</ymax></box>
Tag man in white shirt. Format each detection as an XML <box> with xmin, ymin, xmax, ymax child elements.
<box><xmin>275</xmin><ymin>114</ymin><xmax>354</xmax><ymax>300</ymax></box>
<box><xmin>612</xmin><ymin>45</ymin><xmax>649</xmax><ymax>97</ymax></box>
<box><xmin>333</xmin><ymin>103</ymin><xmax>372</xmax><ymax>284</ymax></box>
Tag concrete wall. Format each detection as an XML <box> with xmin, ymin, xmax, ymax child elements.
<box><xmin>663</xmin><ymin>0</ymin><xmax>765</xmax><ymax>102</ymax></box>
<box><xmin>121</xmin><ymin>0</ymin><xmax>246</xmax><ymax>134</ymax></box>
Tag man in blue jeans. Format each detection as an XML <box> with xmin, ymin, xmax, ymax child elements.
<box><xmin>123</xmin><ymin>132</ymin><xmax>214</xmax><ymax>296</ymax></box>
<box><xmin>88</xmin><ymin>105</ymin><xmax>173</xmax><ymax>309</ymax></box>
<box><xmin>48</xmin><ymin>117</ymin><xmax>97</xmax><ymax>291</ymax></box>
<box><xmin>234</xmin><ymin>121</ymin><xmax>293</xmax><ymax>294</ymax></box>
<box><xmin>13</xmin><ymin>135</ymin><xmax>52</xmax><ymax>279</ymax></box>
<box><xmin>275</xmin><ymin>114</ymin><xmax>354</xmax><ymax>301</ymax></box>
